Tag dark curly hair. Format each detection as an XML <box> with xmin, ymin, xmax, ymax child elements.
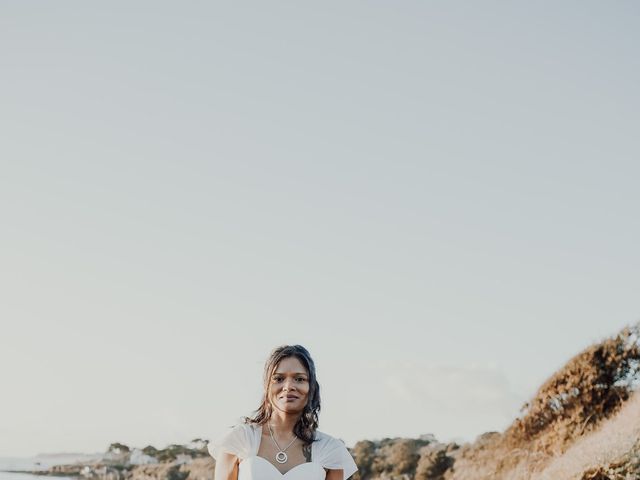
<box><xmin>244</xmin><ymin>345</ymin><xmax>321</xmax><ymax>446</ymax></box>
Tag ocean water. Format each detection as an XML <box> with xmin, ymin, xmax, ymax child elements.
<box><xmin>0</xmin><ymin>471</ymin><xmax>53</xmax><ymax>480</ymax></box>
<box><xmin>0</xmin><ymin>455</ymin><xmax>100</xmax><ymax>480</ymax></box>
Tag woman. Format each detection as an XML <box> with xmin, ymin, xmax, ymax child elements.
<box><xmin>209</xmin><ymin>345</ymin><xmax>358</xmax><ymax>480</ymax></box>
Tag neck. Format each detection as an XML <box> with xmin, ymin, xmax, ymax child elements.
<box><xmin>268</xmin><ymin>410</ymin><xmax>301</xmax><ymax>435</ymax></box>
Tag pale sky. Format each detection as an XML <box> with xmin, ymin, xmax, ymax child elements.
<box><xmin>1</xmin><ymin>1</ymin><xmax>639</xmax><ymax>458</ymax></box>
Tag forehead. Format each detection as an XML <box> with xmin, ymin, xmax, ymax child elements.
<box><xmin>274</xmin><ymin>356</ymin><xmax>308</xmax><ymax>374</ymax></box>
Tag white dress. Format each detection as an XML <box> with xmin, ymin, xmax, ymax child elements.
<box><xmin>209</xmin><ymin>423</ymin><xmax>358</xmax><ymax>480</ymax></box>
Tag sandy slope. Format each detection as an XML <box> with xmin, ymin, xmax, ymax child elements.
<box><xmin>531</xmin><ymin>392</ymin><xmax>640</xmax><ymax>480</ymax></box>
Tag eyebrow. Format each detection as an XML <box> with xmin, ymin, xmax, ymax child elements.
<box><xmin>273</xmin><ymin>372</ymin><xmax>308</xmax><ymax>376</ymax></box>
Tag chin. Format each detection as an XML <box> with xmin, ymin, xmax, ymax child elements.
<box><xmin>280</xmin><ymin>405</ymin><xmax>303</xmax><ymax>413</ymax></box>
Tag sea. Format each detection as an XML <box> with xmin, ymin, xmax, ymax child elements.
<box><xmin>0</xmin><ymin>454</ymin><xmax>102</xmax><ymax>480</ymax></box>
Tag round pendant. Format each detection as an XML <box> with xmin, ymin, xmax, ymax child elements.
<box><xmin>275</xmin><ymin>451</ymin><xmax>288</xmax><ymax>464</ymax></box>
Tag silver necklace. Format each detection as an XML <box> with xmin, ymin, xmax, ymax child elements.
<box><xmin>267</xmin><ymin>423</ymin><xmax>297</xmax><ymax>464</ymax></box>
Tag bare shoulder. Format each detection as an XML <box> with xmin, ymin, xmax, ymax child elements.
<box><xmin>213</xmin><ymin>452</ymin><xmax>239</xmax><ymax>480</ymax></box>
<box><xmin>324</xmin><ymin>468</ymin><xmax>344</xmax><ymax>480</ymax></box>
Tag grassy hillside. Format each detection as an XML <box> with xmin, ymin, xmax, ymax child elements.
<box><xmin>350</xmin><ymin>322</ymin><xmax>640</xmax><ymax>480</ymax></box>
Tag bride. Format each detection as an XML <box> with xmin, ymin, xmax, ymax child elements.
<box><xmin>209</xmin><ymin>344</ymin><xmax>358</xmax><ymax>480</ymax></box>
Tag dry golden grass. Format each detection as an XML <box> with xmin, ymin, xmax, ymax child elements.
<box><xmin>348</xmin><ymin>324</ymin><xmax>640</xmax><ymax>479</ymax></box>
<box><xmin>531</xmin><ymin>391</ymin><xmax>640</xmax><ymax>480</ymax></box>
<box><xmin>505</xmin><ymin>324</ymin><xmax>640</xmax><ymax>456</ymax></box>
<box><xmin>445</xmin><ymin>393</ymin><xmax>640</xmax><ymax>480</ymax></box>
<box><xmin>444</xmin><ymin>323</ymin><xmax>640</xmax><ymax>480</ymax></box>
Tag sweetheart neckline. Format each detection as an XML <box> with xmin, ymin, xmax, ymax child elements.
<box><xmin>241</xmin><ymin>455</ymin><xmax>321</xmax><ymax>477</ymax></box>
<box><xmin>251</xmin><ymin>424</ymin><xmax>319</xmax><ymax>476</ymax></box>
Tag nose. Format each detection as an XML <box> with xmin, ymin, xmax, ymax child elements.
<box><xmin>282</xmin><ymin>378</ymin><xmax>296</xmax><ymax>391</ymax></box>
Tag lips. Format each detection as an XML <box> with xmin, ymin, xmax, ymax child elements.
<box><xmin>284</xmin><ymin>395</ymin><xmax>298</xmax><ymax>399</ymax></box>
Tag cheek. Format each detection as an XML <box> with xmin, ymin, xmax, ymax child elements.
<box><xmin>268</xmin><ymin>385</ymin><xmax>279</xmax><ymax>400</ymax></box>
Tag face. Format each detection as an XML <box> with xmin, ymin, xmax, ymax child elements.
<box><xmin>268</xmin><ymin>356</ymin><xmax>310</xmax><ymax>415</ymax></box>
